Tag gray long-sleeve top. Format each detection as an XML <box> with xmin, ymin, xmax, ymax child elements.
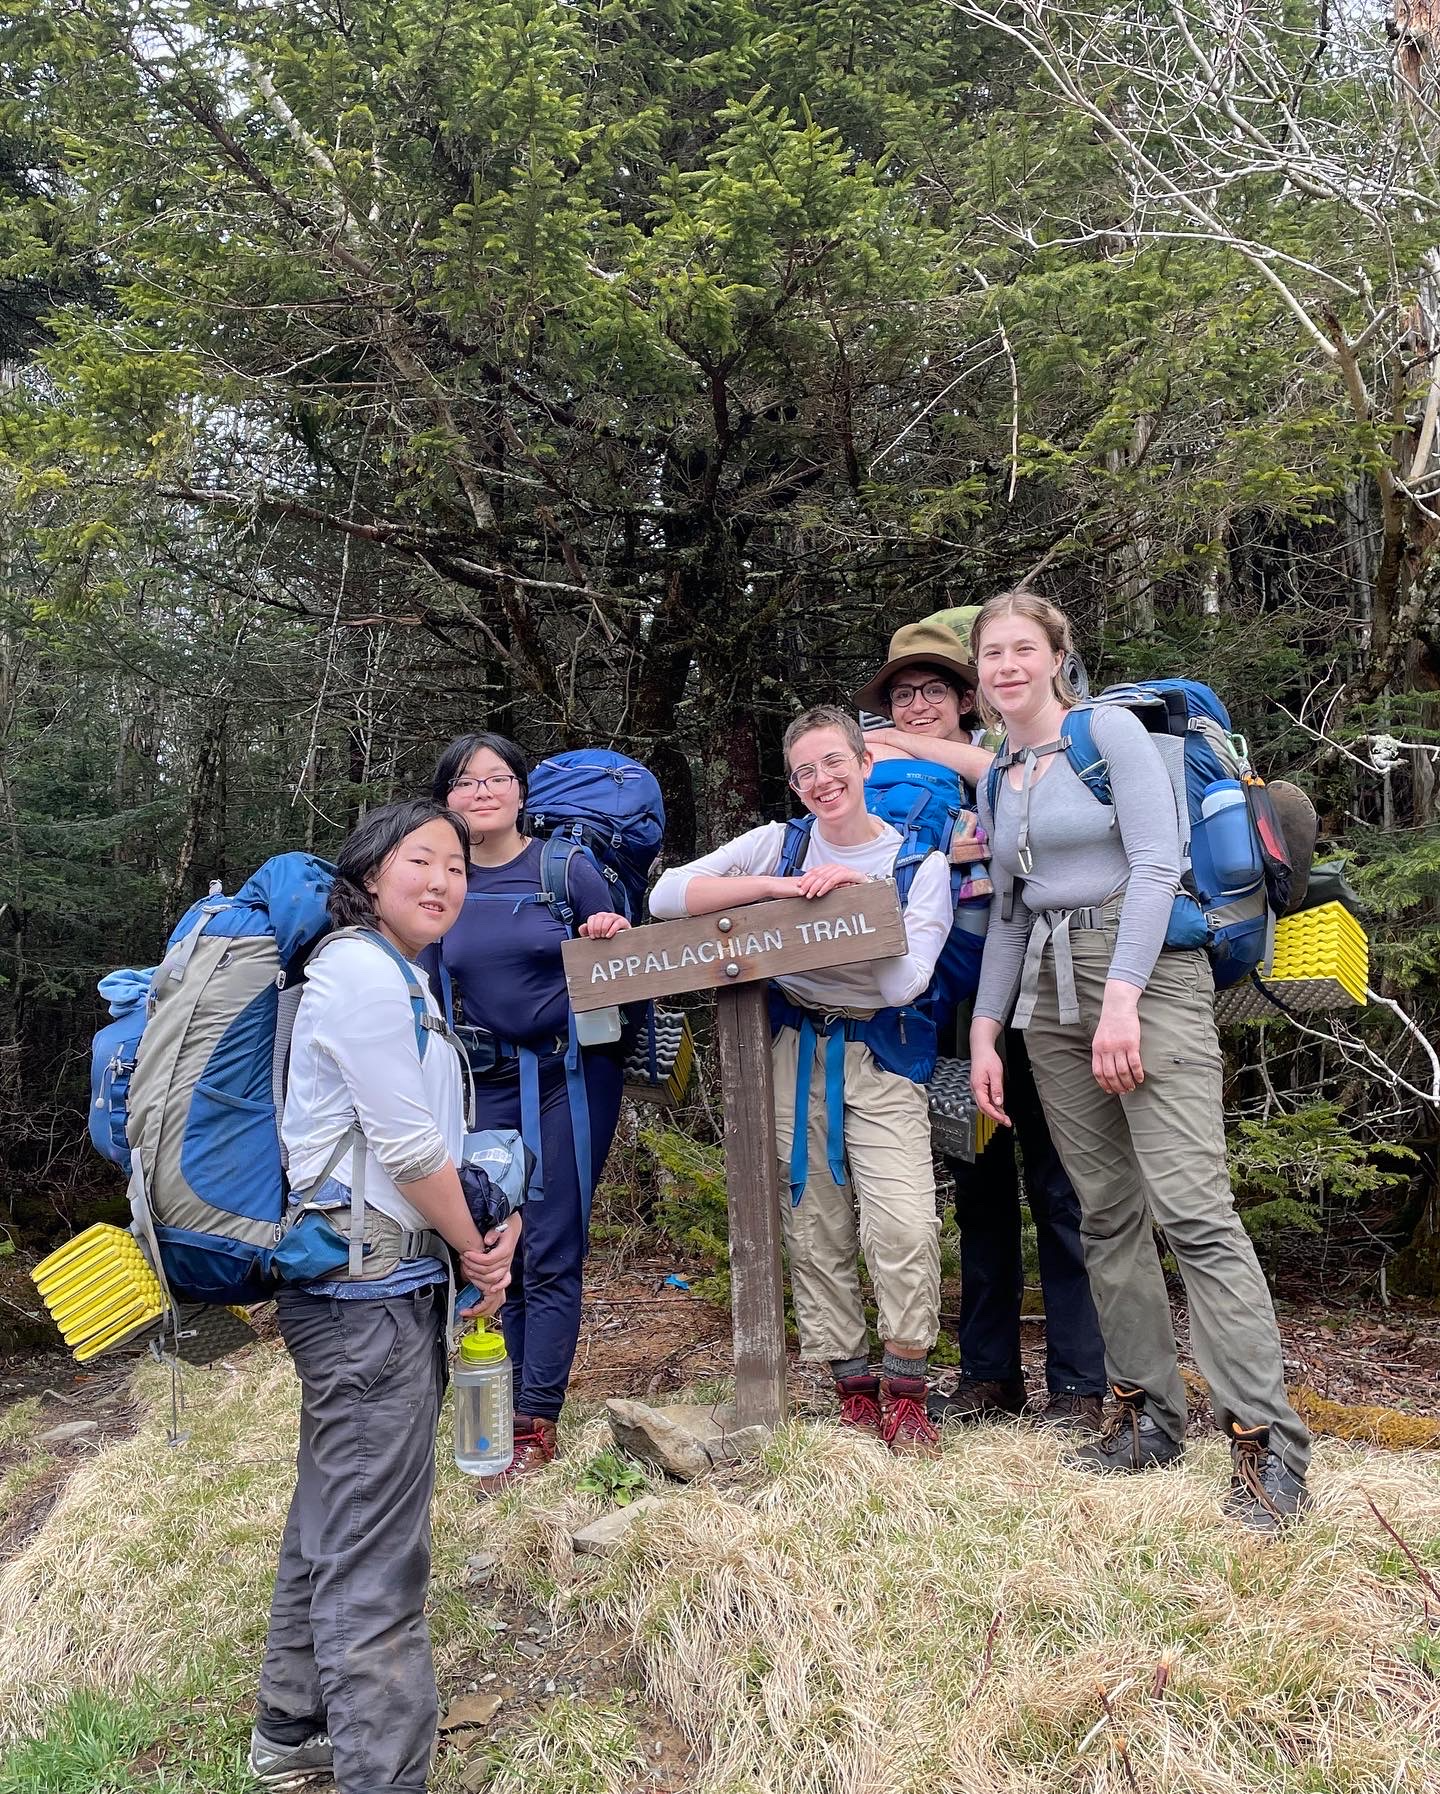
<box><xmin>973</xmin><ymin>705</ymin><xmax>1181</xmax><ymax>1024</ymax></box>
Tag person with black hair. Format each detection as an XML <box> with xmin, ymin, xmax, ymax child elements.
<box><xmin>251</xmin><ymin>799</ymin><xmax>520</xmax><ymax>1794</ymax></box>
<box><xmin>425</xmin><ymin>734</ymin><xmax>630</xmax><ymax>1490</ymax></box>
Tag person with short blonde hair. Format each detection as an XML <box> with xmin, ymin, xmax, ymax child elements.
<box><xmin>649</xmin><ymin>710</ymin><xmax>953</xmax><ymax>1454</ymax></box>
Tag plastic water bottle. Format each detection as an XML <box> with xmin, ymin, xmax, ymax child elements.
<box><xmin>453</xmin><ymin>1320</ymin><xmax>513</xmax><ymax>1477</ymax></box>
<box><xmin>1198</xmin><ymin>780</ymin><xmax>1263</xmax><ymax>896</ymax></box>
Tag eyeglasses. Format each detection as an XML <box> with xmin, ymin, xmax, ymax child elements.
<box><xmin>888</xmin><ymin>678</ymin><xmax>954</xmax><ymax>710</ymax></box>
<box><xmin>449</xmin><ymin>774</ymin><xmax>520</xmax><ymax>797</ymax></box>
<box><xmin>788</xmin><ymin>751</ymin><xmax>859</xmax><ymax>792</ymax></box>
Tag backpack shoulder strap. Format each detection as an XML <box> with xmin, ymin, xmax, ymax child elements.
<box><xmin>314</xmin><ymin>927</ymin><xmax>433</xmax><ymax>1059</ymax></box>
<box><xmin>538</xmin><ymin>832</ymin><xmax>581</xmax><ymax>935</ymax></box>
<box><xmin>1060</xmin><ymin>704</ymin><xmax>1112</xmax><ymax>805</ymax></box>
<box><xmin>776</xmin><ymin>815</ymin><xmax>815</xmax><ymax>879</ymax></box>
<box><xmin>891</xmin><ymin>790</ymin><xmax>939</xmax><ymax>908</ymax></box>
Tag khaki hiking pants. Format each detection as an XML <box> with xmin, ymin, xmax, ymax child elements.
<box><xmin>772</xmin><ymin>1026</ymin><xmax>941</xmax><ymax>1361</ymax></box>
<box><xmin>1020</xmin><ymin>916</ymin><xmax>1311</xmax><ymax>1476</ymax></box>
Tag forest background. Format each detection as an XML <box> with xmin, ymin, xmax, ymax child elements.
<box><xmin>3</xmin><ymin>0</ymin><xmax>1440</xmax><ymax>1300</ymax></box>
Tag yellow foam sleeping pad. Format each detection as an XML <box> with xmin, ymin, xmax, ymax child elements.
<box><xmin>1214</xmin><ymin>902</ymin><xmax>1369</xmax><ymax>1025</ymax></box>
<box><xmin>31</xmin><ymin>1223</ymin><xmax>254</xmax><ymax>1365</ymax></box>
<box><xmin>31</xmin><ymin>1223</ymin><xmax>168</xmax><ymax>1361</ymax></box>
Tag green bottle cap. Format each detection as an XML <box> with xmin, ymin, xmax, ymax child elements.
<box><xmin>459</xmin><ymin>1319</ymin><xmax>507</xmax><ymax>1364</ymax></box>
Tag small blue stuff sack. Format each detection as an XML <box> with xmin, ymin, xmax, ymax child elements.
<box><xmin>89</xmin><ymin>968</ymin><xmax>154</xmax><ymax>1172</ymax></box>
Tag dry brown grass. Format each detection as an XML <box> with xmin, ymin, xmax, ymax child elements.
<box><xmin>2</xmin><ymin>1343</ymin><xmax>1438</xmax><ymax>1794</ymax></box>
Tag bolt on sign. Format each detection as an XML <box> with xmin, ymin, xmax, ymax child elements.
<box><xmin>563</xmin><ymin>884</ymin><xmax>907</xmax><ymax>1430</ymax></box>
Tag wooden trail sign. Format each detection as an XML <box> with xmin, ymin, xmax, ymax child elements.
<box><xmin>563</xmin><ymin>884</ymin><xmax>907</xmax><ymax>1430</ymax></box>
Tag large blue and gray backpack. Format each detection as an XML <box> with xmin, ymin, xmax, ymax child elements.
<box><xmin>438</xmin><ymin>748</ymin><xmax>666</xmax><ymax>1225</ymax></box>
<box><xmin>89</xmin><ymin>854</ymin><xmax>523</xmax><ymax>1312</ymax></box>
<box><xmin>984</xmin><ymin>679</ymin><xmax>1294</xmax><ymax>988</ymax></box>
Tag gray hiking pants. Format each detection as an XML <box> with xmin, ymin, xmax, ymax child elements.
<box><xmin>1020</xmin><ymin>916</ymin><xmax>1311</xmax><ymax>1476</ymax></box>
<box><xmin>257</xmin><ymin>1284</ymin><xmax>449</xmax><ymax>1793</ymax></box>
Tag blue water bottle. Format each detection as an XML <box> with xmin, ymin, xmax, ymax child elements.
<box><xmin>1197</xmin><ymin>780</ymin><xmax>1263</xmax><ymax>898</ymax></box>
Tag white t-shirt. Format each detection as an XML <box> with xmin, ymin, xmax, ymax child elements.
<box><xmin>282</xmin><ymin>934</ymin><xmax>464</xmax><ymax>1234</ymax></box>
<box><xmin>648</xmin><ymin>820</ymin><xmax>952</xmax><ymax>1018</ymax></box>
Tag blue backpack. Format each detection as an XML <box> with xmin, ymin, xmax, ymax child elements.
<box><xmin>439</xmin><ymin>747</ymin><xmax>667</xmax><ymax>1226</ymax></box>
<box><xmin>524</xmin><ymin>749</ymin><xmax>665</xmax><ymax>923</ymax></box>
<box><xmin>90</xmin><ymin>855</ymin><xmax>525</xmax><ymax>1309</ymax></box>
<box><xmin>770</xmin><ymin>809</ymin><xmax>954</xmax><ymax>1204</ymax></box>
<box><xmin>984</xmin><ymin>680</ymin><xmax>1293</xmax><ymax>989</ymax></box>
<box><xmin>863</xmin><ymin>759</ymin><xmax>991</xmax><ymax>1036</ymax></box>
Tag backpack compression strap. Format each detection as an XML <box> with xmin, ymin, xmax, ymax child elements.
<box><xmin>890</xmin><ymin>790</ymin><xmax>940</xmax><ymax>907</ymax></box>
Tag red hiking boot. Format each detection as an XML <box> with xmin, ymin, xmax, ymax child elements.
<box><xmin>472</xmin><ymin>1414</ymin><xmax>558</xmax><ymax>1495</ymax></box>
<box><xmin>881</xmin><ymin>1375</ymin><xmax>941</xmax><ymax>1458</ymax></box>
<box><xmin>834</xmin><ymin>1373</ymin><xmax>883</xmax><ymax>1439</ymax></box>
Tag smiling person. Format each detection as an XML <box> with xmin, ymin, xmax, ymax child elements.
<box><xmin>649</xmin><ymin>706</ymin><xmax>953</xmax><ymax>1455</ymax></box>
<box><xmin>968</xmin><ymin>590</ymin><xmax>1311</xmax><ymax>1533</ymax></box>
<box><xmin>856</xmin><ymin>613</ymin><xmax>1108</xmax><ymax>1434</ymax></box>
<box><xmin>424</xmin><ymin>733</ymin><xmax>631</xmax><ymax>1491</ymax></box>
<box><xmin>253</xmin><ymin>799</ymin><xmax>521</xmax><ymax>1794</ymax></box>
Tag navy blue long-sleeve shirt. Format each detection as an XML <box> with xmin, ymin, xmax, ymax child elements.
<box><xmin>424</xmin><ymin>839</ymin><xmax>613</xmax><ymax>1046</ymax></box>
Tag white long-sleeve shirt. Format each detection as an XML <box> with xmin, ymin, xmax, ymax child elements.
<box><xmin>648</xmin><ymin>820</ymin><xmax>952</xmax><ymax>1018</ymax></box>
<box><xmin>282</xmin><ymin>934</ymin><xmax>463</xmax><ymax>1234</ymax></box>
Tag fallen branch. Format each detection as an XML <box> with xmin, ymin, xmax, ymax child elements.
<box><xmin>1365</xmin><ymin>1495</ymin><xmax>1440</xmax><ymax>1627</ymax></box>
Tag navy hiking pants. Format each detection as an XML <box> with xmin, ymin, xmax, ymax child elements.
<box><xmin>472</xmin><ymin>1044</ymin><xmax>624</xmax><ymax>1422</ymax></box>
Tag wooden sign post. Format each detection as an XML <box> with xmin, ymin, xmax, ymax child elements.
<box><xmin>562</xmin><ymin>884</ymin><xmax>907</xmax><ymax>1430</ymax></box>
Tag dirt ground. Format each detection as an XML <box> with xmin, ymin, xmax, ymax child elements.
<box><xmin>5</xmin><ymin>1233</ymin><xmax>1440</xmax><ymax>1540</ymax></box>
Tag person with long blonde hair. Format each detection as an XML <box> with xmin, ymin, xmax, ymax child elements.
<box><xmin>968</xmin><ymin>590</ymin><xmax>1311</xmax><ymax>1533</ymax></box>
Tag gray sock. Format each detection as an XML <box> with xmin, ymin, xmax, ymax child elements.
<box><xmin>830</xmin><ymin>1356</ymin><xmax>870</xmax><ymax>1383</ymax></box>
<box><xmin>883</xmin><ymin>1352</ymin><xmax>927</xmax><ymax>1384</ymax></box>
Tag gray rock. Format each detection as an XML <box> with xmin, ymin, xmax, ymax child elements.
<box><xmin>605</xmin><ymin>1398</ymin><xmax>768</xmax><ymax>1479</ymax></box>
<box><xmin>38</xmin><ymin>1418</ymin><xmax>99</xmax><ymax>1445</ymax></box>
<box><xmin>438</xmin><ymin>1692</ymin><xmax>504</xmax><ymax>1731</ymax></box>
<box><xmin>571</xmin><ymin>1494</ymin><xmax>666</xmax><ymax>1556</ymax></box>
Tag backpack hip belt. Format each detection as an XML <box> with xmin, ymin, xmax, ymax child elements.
<box><xmin>770</xmin><ymin>1001</ymin><xmax>858</xmax><ymax>1207</ymax></box>
<box><xmin>439</xmin><ymin>955</ymin><xmax>590</xmax><ymax>1224</ymax></box>
<box><xmin>1012</xmin><ymin>896</ymin><xmax>1125</xmax><ymax>1030</ymax></box>
<box><xmin>287</xmin><ymin>1122</ymin><xmax>449</xmax><ymax>1283</ymax></box>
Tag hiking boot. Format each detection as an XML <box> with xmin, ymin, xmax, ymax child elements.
<box><xmin>247</xmin><ymin>1728</ymin><xmax>333</xmax><ymax>1785</ymax></box>
<box><xmin>1031</xmin><ymin>1390</ymin><xmax>1105</xmax><ymax>1435</ymax></box>
<box><xmin>1070</xmin><ymin>1384</ymin><xmax>1184</xmax><ymax>1475</ymax></box>
<box><xmin>881</xmin><ymin>1375</ymin><xmax>941</xmax><ymax>1458</ymax></box>
<box><xmin>834</xmin><ymin>1373</ymin><xmax>883</xmax><ymax>1439</ymax></box>
<box><xmin>1224</xmin><ymin>1421</ymin><xmax>1313</xmax><ymax>1535</ymax></box>
<box><xmin>472</xmin><ymin>1415</ymin><xmax>558</xmax><ymax>1495</ymax></box>
<box><xmin>926</xmin><ymin>1375</ymin><xmax>1026</xmax><ymax>1428</ymax></box>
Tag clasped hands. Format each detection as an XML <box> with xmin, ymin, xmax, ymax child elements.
<box><xmin>458</xmin><ymin>1212</ymin><xmax>522</xmax><ymax>1319</ymax></box>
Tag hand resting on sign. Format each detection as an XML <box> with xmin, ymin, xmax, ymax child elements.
<box><xmin>578</xmin><ymin>911</ymin><xmax>630</xmax><ymax>939</ymax></box>
<box><xmin>772</xmin><ymin>864</ymin><xmax>870</xmax><ymax>902</ymax></box>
